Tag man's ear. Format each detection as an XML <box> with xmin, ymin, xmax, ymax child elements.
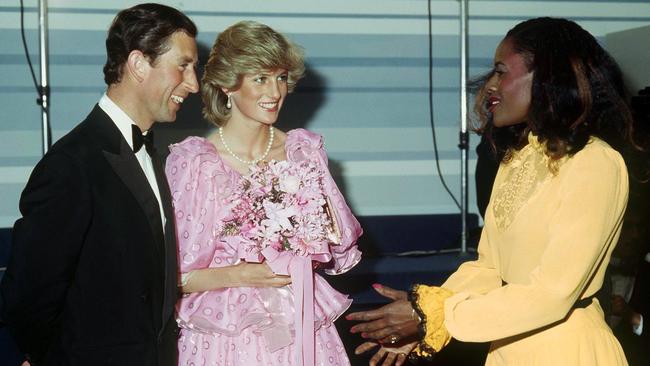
<box><xmin>125</xmin><ymin>50</ymin><xmax>149</xmax><ymax>83</ymax></box>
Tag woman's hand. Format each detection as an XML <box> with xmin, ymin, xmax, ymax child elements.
<box><xmin>347</xmin><ymin>284</ymin><xmax>421</xmax><ymax>342</ymax></box>
<box><xmin>355</xmin><ymin>340</ymin><xmax>418</xmax><ymax>366</ymax></box>
<box><xmin>234</xmin><ymin>261</ymin><xmax>292</xmax><ymax>287</ymax></box>
<box><xmin>180</xmin><ymin>262</ymin><xmax>291</xmax><ymax>293</ymax></box>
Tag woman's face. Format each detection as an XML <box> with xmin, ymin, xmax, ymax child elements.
<box><xmin>484</xmin><ymin>39</ymin><xmax>533</xmax><ymax>127</ymax></box>
<box><xmin>228</xmin><ymin>68</ymin><xmax>289</xmax><ymax>125</ymax></box>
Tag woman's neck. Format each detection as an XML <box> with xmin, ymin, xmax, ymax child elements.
<box><xmin>219</xmin><ymin>118</ymin><xmax>273</xmax><ymax>157</ymax></box>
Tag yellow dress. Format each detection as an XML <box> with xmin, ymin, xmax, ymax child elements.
<box><xmin>439</xmin><ymin>134</ymin><xmax>628</xmax><ymax>365</ymax></box>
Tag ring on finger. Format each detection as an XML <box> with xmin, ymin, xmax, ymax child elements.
<box><xmin>388</xmin><ymin>334</ymin><xmax>400</xmax><ymax>344</ymax></box>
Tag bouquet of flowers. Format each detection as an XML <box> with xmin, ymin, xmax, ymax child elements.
<box><xmin>220</xmin><ymin>159</ymin><xmax>344</xmax><ymax>363</ymax></box>
<box><xmin>221</xmin><ymin>159</ymin><xmax>341</xmax><ymax>262</ymax></box>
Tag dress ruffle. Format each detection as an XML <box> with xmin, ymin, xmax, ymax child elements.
<box><xmin>176</xmin><ymin>273</ymin><xmax>351</xmax><ymax>337</ymax></box>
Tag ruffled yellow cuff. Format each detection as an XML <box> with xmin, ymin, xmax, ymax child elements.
<box><xmin>408</xmin><ymin>284</ymin><xmax>454</xmax><ymax>361</ymax></box>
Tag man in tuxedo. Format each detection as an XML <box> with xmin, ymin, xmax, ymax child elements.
<box><xmin>0</xmin><ymin>4</ymin><xmax>198</xmax><ymax>365</ymax></box>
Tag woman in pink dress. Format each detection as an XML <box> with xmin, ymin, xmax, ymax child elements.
<box><xmin>165</xmin><ymin>21</ymin><xmax>363</xmax><ymax>366</ymax></box>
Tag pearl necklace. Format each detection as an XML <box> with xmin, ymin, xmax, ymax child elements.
<box><xmin>218</xmin><ymin>125</ymin><xmax>275</xmax><ymax>166</ymax></box>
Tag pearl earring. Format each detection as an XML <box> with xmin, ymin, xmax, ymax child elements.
<box><xmin>226</xmin><ymin>94</ymin><xmax>232</xmax><ymax>109</ymax></box>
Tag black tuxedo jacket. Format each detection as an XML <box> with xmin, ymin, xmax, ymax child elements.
<box><xmin>0</xmin><ymin>105</ymin><xmax>179</xmax><ymax>365</ymax></box>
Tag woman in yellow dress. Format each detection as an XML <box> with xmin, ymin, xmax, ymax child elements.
<box><xmin>347</xmin><ymin>17</ymin><xmax>633</xmax><ymax>365</ymax></box>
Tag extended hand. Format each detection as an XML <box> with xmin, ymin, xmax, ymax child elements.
<box><xmin>235</xmin><ymin>262</ymin><xmax>292</xmax><ymax>287</ymax></box>
<box><xmin>355</xmin><ymin>340</ymin><xmax>418</xmax><ymax>366</ymax></box>
<box><xmin>347</xmin><ymin>284</ymin><xmax>420</xmax><ymax>343</ymax></box>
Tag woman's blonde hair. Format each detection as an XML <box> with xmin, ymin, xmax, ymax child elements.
<box><xmin>201</xmin><ymin>21</ymin><xmax>305</xmax><ymax>125</ymax></box>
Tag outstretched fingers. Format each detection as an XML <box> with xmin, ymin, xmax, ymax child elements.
<box><xmin>372</xmin><ymin>284</ymin><xmax>408</xmax><ymax>301</ymax></box>
<box><xmin>363</xmin><ymin>324</ymin><xmax>400</xmax><ymax>341</ymax></box>
<box><xmin>367</xmin><ymin>346</ymin><xmax>407</xmax><ymax>366</ymax></box>
<box><xmin>369</xmin><ymin>347</ymin><xmax>387</xmax><ymax>366</ymax></box>
<box><xmin>361</xmin><ymin>340</ymin><xmax>418</xmax><ymax>366</ymax></box>
<box><xmin>377</xmin><ymin>320</ymin><xmax>420</xmax><ymax>344</ymax></box>
<box><xmin>394</xmin><ymin>352</ymin><xmax>408</xmax><ymax>366</ymax></box>
<box><xmin>349</xmin><ymin>318</ymin><xmax>391</xmax><ymax>334</ymax></box>
<box><xmin>380</xmin><ymin>351</ymin><xmax>397</xmax><ymax>366</ymax></box>
<box><xmin>354</xmin><ymin>341</ymin><xmax>379</xmax><ymax>355</ymax></box>
<box><xmin>346</xmin><ymin>307</ymin><xmax>388</xmax><ymax>323</ymax></box>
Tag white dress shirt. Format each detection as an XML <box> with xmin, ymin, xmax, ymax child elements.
<box><xmin>98</xmin><ymin>94</ymin><xmax>166</xmax><ymax>231</ymax></box>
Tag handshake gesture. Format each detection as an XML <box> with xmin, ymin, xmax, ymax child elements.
<box><xmin>346</xmin><ymin>284</ymin><xmax>424</xmax><ymax>366</ymax></box>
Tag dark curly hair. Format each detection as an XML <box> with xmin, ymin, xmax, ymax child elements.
<box><xmin>475</xmin><ymin>17</ymin><xmax>634</xmax><ymax>161</ymax></box>
<box><xmin>103</xmin><ymin>3</ymin><xmax>197</xmax><ymax>85</ymax></box>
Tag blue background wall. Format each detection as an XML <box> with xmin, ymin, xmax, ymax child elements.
<box><xmin>2</xmin><ymin>0</ymin><xmax>650</xmax><ymax>227</ymax></box>
<box><xmin>1</xmin><ymin>1</ymin><xmax>649</xmax><ymax>364</ymax></box>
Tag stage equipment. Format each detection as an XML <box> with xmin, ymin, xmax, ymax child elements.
<box><xmin>458</xmin><ymin>0</ymin><xmax>470</xmax><ymax>255</ymax></box>
<box><xmin>38</xmin><ymin>0</ymin><xmax>50</xmax><ymax>154</ymax></box>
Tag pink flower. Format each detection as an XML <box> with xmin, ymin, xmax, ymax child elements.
<box><xmin>293</xmin><ymin>237</ymin><xmax>323</xmax><ymax>257</ymax></box>
<box><xmin>262</xmin><ymin>200</ymin><xmax>297</xmax><ymax>233</ymax></box>
<box><xmin>220</xmin><ymin>158</ymin><xmax>336</xmax><ymax>258</ymax></box>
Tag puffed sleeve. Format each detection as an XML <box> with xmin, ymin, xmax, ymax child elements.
<box><xmin>408</xmin><ymin>226</ymin><xmax>501</xmax><ymax>359</ymax></box>
<box><xmin>286</xmin><ymin>129</ymin><xmax>362</xmax><ymax>275</ymax></box>
<box><xmin>165</xmin><ymin>137</ymin><xmax>239</xmax><ymax>277</ymax></box>
<box><xmin>442</xmin><ymin>144</ymin><xmax>628</xmax><ymax>342</ymax></box>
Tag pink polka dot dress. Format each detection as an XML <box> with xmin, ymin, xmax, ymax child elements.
<box><xmin>165</xmin><ymin>129</ymin><xmax>363</xmax><ymax>366</ymax></box>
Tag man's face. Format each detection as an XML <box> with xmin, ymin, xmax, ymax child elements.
<box><xmin>141</xmin><ymin>31</ymin><xmax>199</xmax><ymax>124</ymax></box>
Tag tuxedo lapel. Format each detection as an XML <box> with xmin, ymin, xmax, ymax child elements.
<box><xmin>103</xmin><ymin>145</ymin><xmax>165</xmax><ymax>258</ymax></box>
<box><xmin>151</xmin><ymin>152</ymin><xmax>173</xmax><ymax>227</ymax></box>
<box><xmin>88</xmin><ymin>105</ymin><xmax>175</xmax><ymax>334</ymax></box>
<box><xmin>88</xmin><ymin>106</ymin><xmax>165</xmax><ymax>260</ymax></box>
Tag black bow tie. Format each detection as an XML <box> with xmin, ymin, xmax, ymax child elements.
<box><xmin>132</xmin><ymin>125</ymin><xmax>155</xmax><ymax>156</ymax></box>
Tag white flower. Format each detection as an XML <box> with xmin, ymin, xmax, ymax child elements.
<box><xmin>280</xmin><ymin>175</ymin><xmax>301</xmax><ymax>194</ymax></box>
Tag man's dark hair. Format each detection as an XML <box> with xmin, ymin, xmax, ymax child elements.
<box><xmin>103</xmin><ymin>3</ymin><xmax>197</xmax><ymax>85</ymax></box>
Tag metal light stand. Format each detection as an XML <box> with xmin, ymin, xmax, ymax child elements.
<box><xmin>38</xmin><ymin>0</ymin><xmax>51</xmax><ymax>154</ymax></box>
<box><xmin>458</xmin><ymin>0</ymin><xmax>470</xmax><ymax>255</ymax></box>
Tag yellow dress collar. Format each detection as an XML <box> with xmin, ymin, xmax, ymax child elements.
<box><xmin>527</xmin><ymin>132</ymin><xmax>545</xmax><ymax>152</ymax></box>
